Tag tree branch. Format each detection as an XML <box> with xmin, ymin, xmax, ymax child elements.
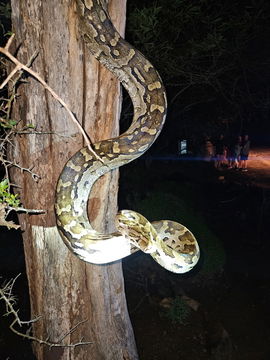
<box><xmin>0</xmin><ymin>34</ymin><xmax>103</xmax><ymax>162</ymax></box>
<box><xmin>0</xmin><ymin>275</ymin><xmax>93</xmax><ymax>348</ymax></box>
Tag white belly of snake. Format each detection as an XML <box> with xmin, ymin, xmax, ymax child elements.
<box><xmin>55</xmin><ymin>0</ymin><xmax>200</xmax><ymax>274</ymax></box>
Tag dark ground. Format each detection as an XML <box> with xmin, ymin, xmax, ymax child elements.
<box><xmin>0</xmin><ymin>149</ymin><xmax>269</xmax><ymax>360</ymax></box>
<box><xmin>121</xmin><ymin>149</ymin><xmax>270</xmax><ymax>360</ymax></box>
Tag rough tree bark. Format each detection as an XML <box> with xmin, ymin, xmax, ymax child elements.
<box><xmin>10</xmin><ymin>0</ymin><xmax>138</xmax><ymax>359</ymax></box>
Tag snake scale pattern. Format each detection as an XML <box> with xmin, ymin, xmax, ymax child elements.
<box><xmin>55</xmin><ymin>0</ymin><xmax>200</xmax><ymax>273</ymax></box>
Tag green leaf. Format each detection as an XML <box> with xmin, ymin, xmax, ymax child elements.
<box><xmin>8</xmin><ymin>120</ymin><xmax>17</xmax><ymax>126</ymax></box>
<box><xmin>26</xmin><ymin>123</ymin><xmax>35</xmax><ymax>129</ymax></box>
<box><xmin>0</xmin><ymin>179</ymin><xmax>9</xmax><ymax>193</ymax></box>
<box><xmin>0</xmin><ymin>179</ymin><xmax>21</xmax><ymax>207</ymax></box>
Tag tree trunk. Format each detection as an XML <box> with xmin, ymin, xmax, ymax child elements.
<box><xmin>10</xmin><ymin>0</ymin><xmax>138</xmax><ymax>359</ymax></box>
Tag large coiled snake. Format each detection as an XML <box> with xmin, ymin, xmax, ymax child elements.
<box><xmin>55</xmin><ymin>0</ymin><xmax>200</xmax><ymax>273</ymax></box>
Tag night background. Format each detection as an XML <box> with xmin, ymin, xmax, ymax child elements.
<box><xmin>1</xmin><ymin>0</ymin><xmax>270</xmax><ymax>359</ymax></box>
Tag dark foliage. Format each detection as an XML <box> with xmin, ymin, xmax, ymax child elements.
<box><xmin>125</xmin><ymin>0</ymin><xmax>270</xmax><ymax>147</ymax></box>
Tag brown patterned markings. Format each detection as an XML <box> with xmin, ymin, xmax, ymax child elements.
<box><xmin>112</xmin><ymin>141</ymin><xmax>120</xmax><ymax>153</ymax></box>
<box><xmin>110</xmin><ymin>33</ymin><xmax>120</xmax><ymax>47</ymax></box>
<box><xmin>141</xmin><ymin>126</ymin><xmax>157</xmax><ymax>135</ymax></box>
<box><xmin>144</xmin><ymin>62</ymin><xmax>153</xmax><ymax>72</ymax></box>
<box><xmin>56</xmin><ymin>179</ymin><xmax>72</xmax><ymax>193</ymax></box>
<box><xmin>99</xmin><ymin>9</ymin><xmax>106</xmax><ymax>22</ymax></box>
<box><xmin>148</xmin><ymin>81</ymin><xmax>162</xmax><ymax>91</ymax></box>
<box><xmin>134</xmin><ymin>67</ymin><xmax>145</xmax><ymax>83</ymax></box>
<box><xmin>174</xmin><ymin>242</ymin><xmax>196</xmax><ymax>253</ymax></box>
<box><xmin>85</xmin><ymin>0</ymin><xmax>94</xmax><ymax>10</ymax></box>
<box><xmin>80</xmin><ymin>148</ymin><xmax>93</xmax><ymax>162</ymax></box>
<box><xmin>67</xmin><ymin>161</ymin><xmax>82</xmax><ymax>172</ymax></box>
<box><xmin>185</xmin><ymin>244</ymin><xmax>196</xmax><ymax>253</ymax></box>
<box><xmin>127</xmin><ymin>49</ymin><xmax>136</xmax><ymax>63</ymax></box>
<box><xmin>100</xmin><ymin>34</ymin><xmax>106</xmax><ymax>42</ymax></box>
<box><xmin>178</xmin><ymin>232</ymin><xmax>195</xmax><ymax>243</ymax></box>
<box><xmin>150</xmin><ymin>104</ymin><xmax>165</xmax><ymax>113</ymax></box>
<box><xmin>141</xmin><ymin>117</ymin><xmax>147</xmax><ymax>125</ymax></box>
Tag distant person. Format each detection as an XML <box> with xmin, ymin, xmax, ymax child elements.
<box><xmin>239</xmin><ymin>135</ymin><xmax>250</xmax><ymax>171</ymax></box>
<box><xmin>214</xmin><ymin>134</ymin><xmax>226</xmax><ymax>169</ymax></box>
<box><xmin>226</xmin><ymin>137</ymin><xmax>234</xmax><ymax>168</ymax></box>
<box><xmin>201</xmin><ymin>135</ymin><xmax>214</xmax><ymax>162</ymax></box>
<box><xmin>228</xmin><ymin>135</ymin><xmax>242</xmax><ymax>169</ymax></box>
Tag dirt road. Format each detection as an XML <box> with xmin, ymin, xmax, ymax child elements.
<box><xmin>242</xmin><ymin>147</ymin><xmax>270</xmax><ymax>188</ymax></box>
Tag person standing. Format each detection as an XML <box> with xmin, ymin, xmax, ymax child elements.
<box><xmin>201</xmin><ymin>135</ymin><xmax>215</xmax><ymax>162</ymax></box>
<box><xmin>239</xmin><ymin>135</ymin><xmax>251</xmax><ymax>171</ymax></box>
<box><xmin>228</xmin><ymin>135</ymin><xmax>242</xmax><ymax>169</ymax></box>
<box><xmin>214</xmin><ymin>134</ymin><xmax>226</xmax><ymax>169</ymax></box>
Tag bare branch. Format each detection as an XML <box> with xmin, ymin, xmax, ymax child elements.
<box><xmin>0</xmin><ymin>155</ymin><xmax>40</xmax><ymax>181</ymax></box>
<box><xmin>9</xmin><ymin>318</ymin><xmax>93</xmax><ymax>348</ymax></box>
<box><xmin>6</xmin><ymin>205</ymin><xmax>45</xmax><ymax>215</ymax></box>
<box><xmin>0</xmin><ymin>34</ymin><xmax>103</xmax><ymax>162</ymax></box>
<box><xmin>0</xmin><ymin>275</ymin><xmax>93</xmax><ymax>348</ymax></box>
<box><xmin>14</xmin><ymin>129</ymin><xmax>76</xmax><ymax>138</ymax></box>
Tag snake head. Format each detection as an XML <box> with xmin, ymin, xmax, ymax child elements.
<box><xmin>115</xmin><ymin>210</ymin><xmax>157</xmax><ymax>253</ymax></box>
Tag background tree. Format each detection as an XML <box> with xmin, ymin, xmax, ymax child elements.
<box><xmin>5</xmin><ymin>0</ymin><xmax>138</xmax><ymax>359</ymax></box>
<box><xmin>125</xmin><ymin>0</ymin><xmax>270</xmax><ymax>149</ymax></box>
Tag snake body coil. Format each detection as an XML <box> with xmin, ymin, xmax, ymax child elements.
<box><xmin>55</xmin><ymin>0</ymin><xmax>200</xmax><ymax>273</ymax></box>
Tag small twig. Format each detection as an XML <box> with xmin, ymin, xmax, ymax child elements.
<box><xmin>0</xmin><ymin>275</ymin><xmax>93</xmax><ymax>348</ymax></box>
<box><xmin>0</xmin><ymin>34</ymin><xmax>103</xmax><ymax>162</ymax></box>
<box><xmin>1</xmin><ymin>275</ymin><xmax>21</xmax><ymax>322</ymax></box>
<box><xmin>0</xmin><ymin>155</ymin><xmax>40</xmax><ymax>181</ymax></box>
<box><xmin>7</xmin><ymin>182</ymin><xmax>22</xmax><ymax>189</ymax></box>
<box><xmin>6</xmin><ymin>205</ymin><xmax>45</xmax><ymax>215</ymax></box>
<box><xmin>13</xmin><ymin>129</ymin><xmax>76</xmax><ymax>138</ymax></box>
<box><xmin>9</xmin><ymin>318</ymin><xmax>93</xmax><ymax>348</ymax></box>
<box><xmin>1</xmin><ymin>63</ymin><xmax>21</xmax><ymax>89</ymax></box>
<box><xmin>56</xmin><ymin>320</ymin><xmax>88</xmax><ymax>343</ymax></box>
<box><xmin>5</xmin><ymin>33</ymin><xmax>15</xmax><ymax>51</ymax></box>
